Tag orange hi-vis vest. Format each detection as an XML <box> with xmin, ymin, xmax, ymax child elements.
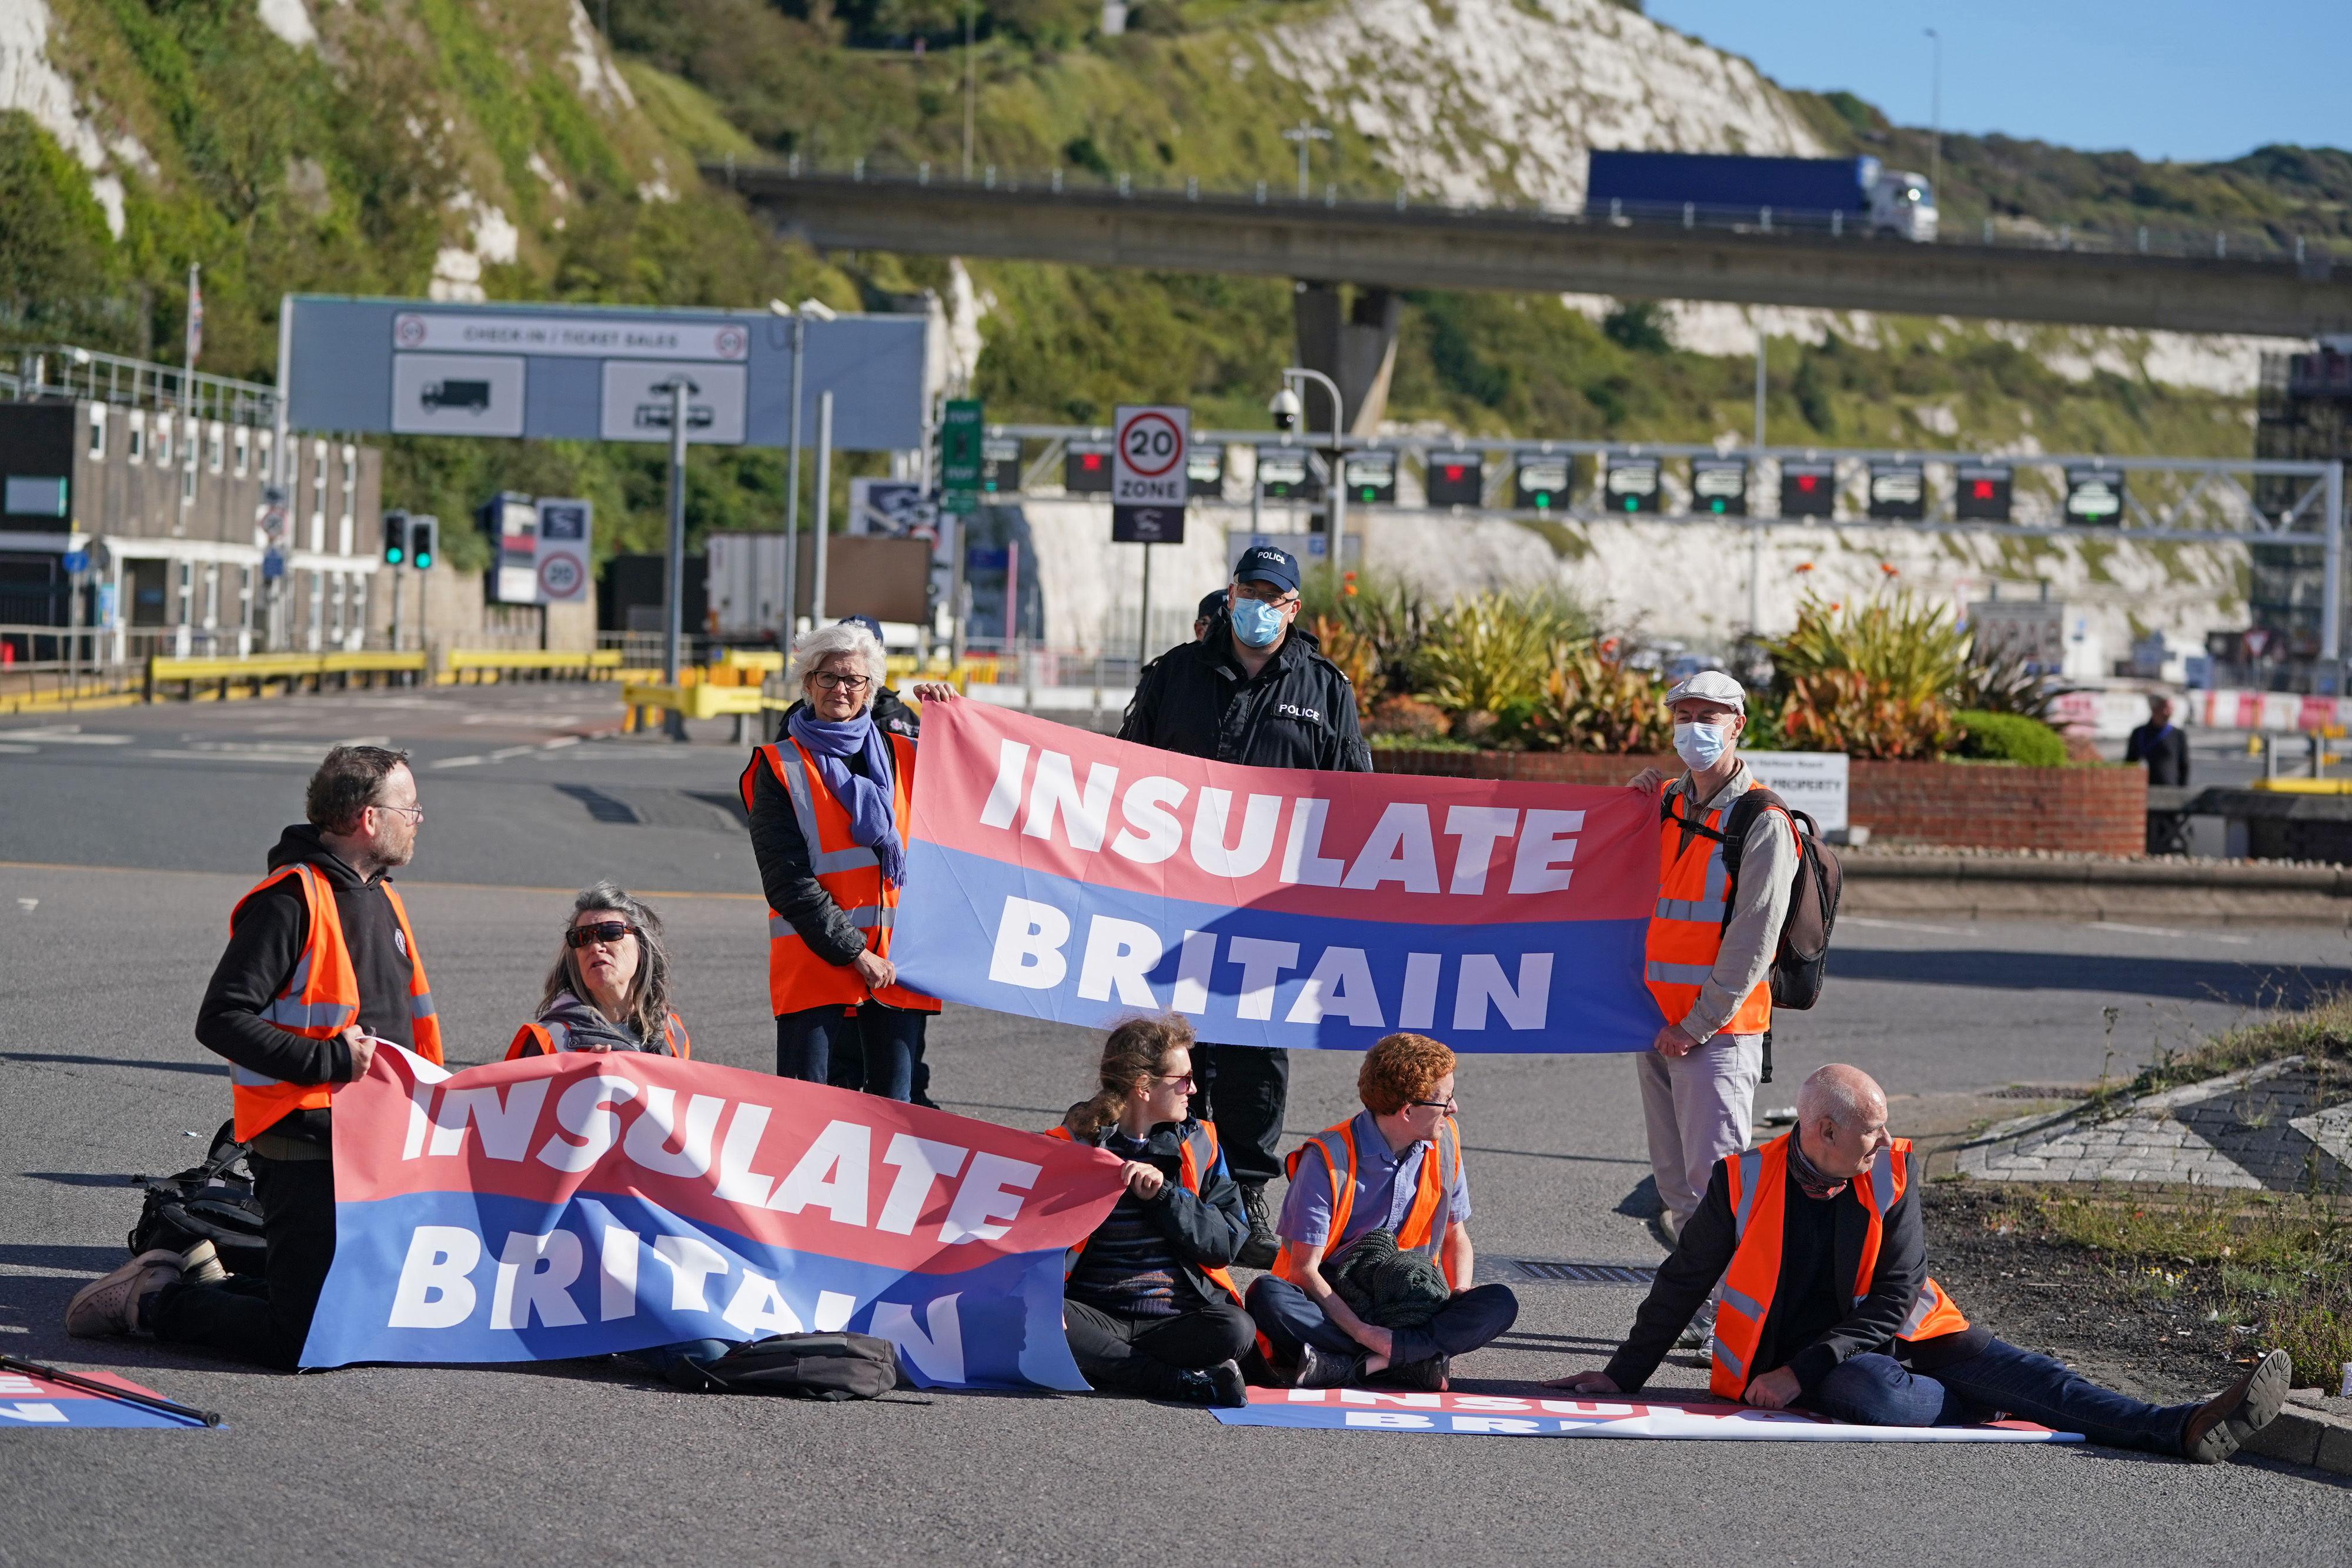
<box><xmin>505</xmin><ymin>1014</ymin><xmax>691</xmax><ymax>1060</ymax></box>
<box><xmin>740</xmin><ymin>738</ymin><xmax>941</xmax><ymax>1017</ymax></box>
<box><xmin>1047</xmin><ymin>1120</ymin><xmax>1244</xmax><ymax>1306</ymax></box>
<box><xmin>228</xmin><ymin>862</ymin><xmax>443</xmax><ymax>1142</ymax></box>
<box><xmin>1708</xmin><ymin>1133</ymin><xmax>1972</xmax><ymax>1399</ymax></box>
<box><xmin>1644</xmin><ymin>775</ymin><xmax>1777</xmax><ymax>1037</ymax></box>
<box><xmin>1272</xmin><ymin>1114</ymin><xmax>1466</xmax><ymax>1290</ymax></box>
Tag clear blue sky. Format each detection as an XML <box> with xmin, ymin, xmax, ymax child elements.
<box><xmin>1643</xmin><ymin>0</ymin><xmax>2351</xmax><ymax>165</ymax></box>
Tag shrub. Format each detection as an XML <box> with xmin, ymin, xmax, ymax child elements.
<box><xmin>1365</xmin><ymin>693</ymin><xmax>1449</xmax><ymax>741</ymax></box>
<box><xmin>1952</xmin><ymin>708</ymin><xmax>2067</xmax><ymax>766</ymax></box>
<box><xmin>1307</xmin><ymin>615</ymin><xmax>1380</xmax><ymax>721</ymax></box>
<box><xmin>1527</xmin><ymin>641</ymin><xmax>1674</xmax><ymax>753</ymax></box>
<box><xmin>1956</xmin><ymin>644</ymin><xmax>2059</xmax><ymax>720</ymax></box>
<box><xmin>1413</xmin><ymin>590</ymin><xmax>1587</xmax><ymax>721</ymax></box>
<box><xmin>1778</xmin><ymin>669</ymin><xmax>1954</xmax><ymax>760</ymax></box>
<box><xmin>1768</xmin><ymin>591</ymin><xmax>1970</xmax><ymax>708</ymax></box>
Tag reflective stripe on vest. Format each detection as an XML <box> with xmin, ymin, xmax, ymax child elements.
<box><xmin>1643</xmin><ymin>778</ymin><xmax>1773</xmax><ymax>1037</ymax></box>
<box><xmin>226</xmin><ymin>864</ymin><xmax>441</xmax><ymax>1142</ymax></box>
<box><xmin>745</xmin><ymin>739</ymin><xmax>941</xmax><ymax>1016</ymax></box>
<box><xmin>1272</xmin><ymin>1115</ymin><xmax>1463</xmax><ymax>1288</ymax></box>
<box><xmin>1709</xmin><ymin>1135</ymin><xmax>1969</xmax><ymax>1399</ymax></box>
<box><xmin>1047</xmin><ymin>1121</ymin><xmax>1244</xmax><ymax>1307</ymax></box>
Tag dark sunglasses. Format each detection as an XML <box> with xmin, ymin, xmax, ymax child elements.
<box><xmin>566</xmin><ymin>921</ymin><xmax>636</xmax><ymax>949</ymax></box>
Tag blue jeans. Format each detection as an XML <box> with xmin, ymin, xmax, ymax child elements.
<box><xmin>776</xmin><ymin>1002</ymin><xmax>926</xmax><ymax>1102</ymax></box>
<box><xmin>1245</xmin><ymin>1274</ymin><xmax>1519</xmax><ymax>1370</ymax></box>
<box><xmin>1800</xmin><ymin>1340</ymin><xmax>2198</xmax><ymax>1455</ymax></box>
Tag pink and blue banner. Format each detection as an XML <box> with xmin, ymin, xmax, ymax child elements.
<box><xmin>301</xmin><ymin>1047</ymin><xmax>1124</xmax><ymax>1385</ymax></box>
<box><xmin>0</xmin><ymin>1367</ymin><xmax>214</xmax><ymax>1429</ymax></box>
<box><xmin>1215</xmin><ymin>1388</ymin><xmax>2080</xmax><ymax>1442</ymax></box>
<box><xmin>896</xmin><ymin>703</ymin><xmax>1662</xmax><ymax>1052</ymax></box>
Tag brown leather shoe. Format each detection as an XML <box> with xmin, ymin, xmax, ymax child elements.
<box><xmin>2181</xmin><ymin>1348</ymin><xmax>2290</xmax><ymax>1463</ymax></box>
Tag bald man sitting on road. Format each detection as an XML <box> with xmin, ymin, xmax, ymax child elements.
<box><xmin>1548</xmin><ymin>1064</ymin><xmax>2293</xmax><ymax>1463</ymax></box>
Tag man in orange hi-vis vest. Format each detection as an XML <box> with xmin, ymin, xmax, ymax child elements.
<box><xmin>1548</xmin><ymin>1065</ymin><xmax>2293</xmax><ymax>1463</ymax></box>
<box><xmin>1626</xmin><ymin>670</ymin><xmax>1796</xmax><ymax>1285</ymax></box>
<box><xmin>67</xmin><ymin>746</ymin><xmax>440</xmax><ymax>1369</ymax></box>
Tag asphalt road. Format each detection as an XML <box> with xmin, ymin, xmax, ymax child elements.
<box><xmin>2</xmin><ymin>688</ymin><xmax>2344</xmax><ymax>1565</ymax></box>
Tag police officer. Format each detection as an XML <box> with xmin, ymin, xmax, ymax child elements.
<box><xmin>1118</xmin><ymin>544</ymin><xmax>1372</xmax><ymax>1265</ymax></box>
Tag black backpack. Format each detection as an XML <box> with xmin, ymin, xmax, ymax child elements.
<box><xmin>663</xmin><ymin>1332</ymin><xmax>903</xmax><ymax>1400</ymax></box>
<box><xmin>128</xmin><ymin>1121</ymin><xmax>266</xmax><ymax>1273</ymax></box>
<box><xmin>1664</xmin><ymin>784</ymin><xmax>1844</xmax><ymax>1079</ymax></box>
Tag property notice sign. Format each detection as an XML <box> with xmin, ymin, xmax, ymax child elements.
<box><xmin>1738</xmin><ymin>750</ymin><xmax>1849</xmax><ymax>834</ymax></box>
<box><xmin>302</xmin><ymin>1048</ymin><xmax>1124</xmax><ymax>1388</ymax></box>
<box><xmin>893</xmin><ymin>703</ymin><xmax>1662</xmax><ymax>1052</ymax></box>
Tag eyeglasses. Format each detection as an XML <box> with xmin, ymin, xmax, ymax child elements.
<box><xmin>1408</xmin><ymin>1095</ymin><xmax>1458</xmax><ymax>1113</ymax></box>
<box><xmin>811</xmin><ymin>672</ymin><xmax>871</xmax><ymax>691</ymax></box>
<box><xmin>375</xmin><ymin>803</ymin><xmax>423</xmax><ymax>823</ymax></box>
<box><xmin>1149</xmin><ymin>1071</ymin><xmax>1197</xmax><ymax>1089</ymax></box>
<box><xmin>566</xmin><ymin>921</ymin><xmax>636</xmax><ymax>950</ymax></box>
<box><xmin>1230</xmin><ymin>583</ymin><xmax>1298</xmax><ymax>607</ymax></box>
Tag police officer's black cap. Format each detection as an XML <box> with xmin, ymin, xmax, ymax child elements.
<box><xmin>837</xmin><ymin>614</ymin><xmax>885</xmax><ymax>644</ymax></box>
<box><xmin>1197</xmin><ymin>590</ymin><xmax>1227</xmax><ymax>621</ymax></box>
<box><xmin>1232</xmin><ymin>545</ymin><xmax>1300</xmax><ymax>596</ymax></box>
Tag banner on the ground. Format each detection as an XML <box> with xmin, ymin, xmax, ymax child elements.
<box><xmin>300</xmin><ymin>1048</ymin><xmax>1123</xmax><ymax>1386</ymax></box>
<box><xmin>1214</xmin><ymin>1388</ymin><xmax>2082</xmax><ymax>1442</ymax></box>
<box><xmin>895</xmin><ymin>703</ymin><xmax>1662</xmax><ymax>1052</ymax></box>
<box><xmin>0</xmin><ymin>1368</ymin><xmax>212</xmax><ymax>1429</ymax></box>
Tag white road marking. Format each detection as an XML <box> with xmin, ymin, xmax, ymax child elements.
<box><xmin>1844</xmin><ymin>917</ymin><xmax>1965</xmax><ymax>935</ymax></box>
<box><xmin>0</xmin><ymin>743</ymin><xmax>38</xmax><ymax>754</ymax></box>
<box><xmin>2090</xmin><ymin>921</ymin><xmax>2253</xmax><ymax>945</ymax></box>
<box><xmin>0</xmin><ymin>726</ymin><xmax>133</xmax><ymax>745</ymax></box>
<box><xmin>428</xmin><ymin>734</ymin><xmax>585</xmax><ymax>770</ymax></box>
<box><xmin>0</xmin><ymin>1262</ymin><xmax>102</xmax><ymax>1279</ymax></box>
<box><xmin>17</xmin><ymin>898</ymin><xmax>36</xmax><ymax>912</ymax></box>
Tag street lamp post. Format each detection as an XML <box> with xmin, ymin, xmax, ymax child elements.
<box><xmin>1280</xmin><ymin>366</ymin><xmax>1346</xmax><ymax>596</ymax></box>
<box><xmin>1925</xmin><ymin>28</ymin><xmax>1942</xmax><ymax>213</ymax></box>
<box><xmin>1279</xmin><ymin>121</ymin><xmax>1332</xmax><ymax>201</ymax></box>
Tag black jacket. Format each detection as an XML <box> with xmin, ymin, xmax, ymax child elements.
<box><xmin>1603</xmin><ymin>1142</ymin><xmax>1988</xmax><ymax>1396</ymax></box>
<box><xmin>2126</xmin><ymin>721</ymin><xmax>2190</xmax><ymax>787</ymax></box>
<box><xmin>193</xmin><ymin>825</ymin><xmax>420</xmax><ymax>1143</ymax></box>
<box><xmin>1118</xmin><ymin>621</ymin><xmax>1372</xmax><ymax>773</ymax></box>
<box><xmin>744</xmin><ymin>691</ymin><xmax>920</xmax><ymax>970</ymax></box>
<box><xmin>1063</xmin><ymin>1115</ymin><xmax>1250</xmax><ymax>1304</ymax></box>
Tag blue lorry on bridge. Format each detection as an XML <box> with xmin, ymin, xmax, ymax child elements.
<box><xmin>1585</xmin><ymin>151</ymin><xmax>1939</xmax><ymax>242</ymax></box>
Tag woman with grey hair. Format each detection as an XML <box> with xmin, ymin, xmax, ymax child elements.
<box><xmin>506</xmin><ymin>881</ymin><xmax>690</xmax><ymax>1058</ymax></box>
<box><xmin>740</xmin><ymin>619</ymin><xmax>958</xmax><ymax>1099</ymax></box>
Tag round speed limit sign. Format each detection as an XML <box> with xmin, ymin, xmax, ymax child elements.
<box><xmin>537</xmin><ymin>553</ymin><xmax>584</xmax><ymax>599</ymax></box>
<box><xmin>1112</xmin><ymin>404</ymin><xmax>1190</xmax><ymax>505</ymax></box>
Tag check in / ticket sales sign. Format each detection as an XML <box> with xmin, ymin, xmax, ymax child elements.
<box><xmin>1111</xmin><ymin>404</ymin><xmax>1188</xmax><ymax>544</ymax></box>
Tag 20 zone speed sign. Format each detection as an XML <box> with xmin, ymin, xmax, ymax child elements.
<box><xmin>1112</xmin><ymin>404</ymin><xmax>1189</xmax><ymax>544</ymax></box>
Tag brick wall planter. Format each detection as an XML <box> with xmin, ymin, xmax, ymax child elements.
<box><xmin>1372</xmin><ymin>750</ymin><xmax>2147</xmax><ymax>856</ymax></box>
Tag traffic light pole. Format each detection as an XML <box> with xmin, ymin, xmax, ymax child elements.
<box><xmin>663</xmin><ymin>377</ymin><xmax>689</xmax><ymax>741</ymax></box>
<box><xmin>811</xmin><ymin>392</ymin><xmax>834</xmax><ymax>623</ymax></box>
<box><xmin>389</xmin><ymin>564</ymin><xmax>403</xmax><ymax>653</ymax></box>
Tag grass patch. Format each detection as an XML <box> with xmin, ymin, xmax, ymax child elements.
<box><xmin>1976</xmin><ymin>1183</ymin><xmax>2351</xmax><ymax>1388</ymax></box>
<box><xmin>2102</xmin><ymin>990</ymin><xmax>2352</xmax><ymax>1104</ymax></box>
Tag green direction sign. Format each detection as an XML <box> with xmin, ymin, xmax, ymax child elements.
<box><xmin>941</xmin><ymin>400</ymin><xmax>984</xmax><ymax>513</ymax></box>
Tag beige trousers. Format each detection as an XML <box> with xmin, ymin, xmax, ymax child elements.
<box><xmin>1635</xmin><ymin>1032</ymin><xmax>1765</xmax><ymax>1224</ymax></box>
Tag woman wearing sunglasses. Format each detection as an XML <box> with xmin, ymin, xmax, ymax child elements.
<box><xmin>506</xmin><ymin>882</ymin><xmax>690</xmax><ymax>1059</ymax></box>
<box><xmin>740</xmin><ymin>619</ymin><xmax>946</xmax><ymax>1101</ymax></box>
<box><xmin>1043</xmin><ymin>1015</ymin><xmax>1252</xmax><ymax>1407</ymax></box>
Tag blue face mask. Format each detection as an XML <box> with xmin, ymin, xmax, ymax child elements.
<box><xmin>1231</xmin><ymin>597</ymin><xmax>1286</xmax><ymax>648</ymax></box>
<box><xmin>1673</xmin><ymin>719</ymin><xmax>1734</xmax><ymax>771</ymax></box>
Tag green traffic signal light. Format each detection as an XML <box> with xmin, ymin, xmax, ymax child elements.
<box><xmin>1623</xmin><ymin>496</ymin><xmax>1638</xmax><ymax>512</ymax></box>
<box><xmin>415</xmin><ymin>546</ymin><xmax>432</xmax><ymax>569</ymax></box>
<box><xmin>386</xmin><ymin>545</ymin><xmax>403</xmax><ymax>564</ymax></box>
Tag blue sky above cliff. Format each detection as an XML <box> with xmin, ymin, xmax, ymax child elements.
<box><xmin>1646</xmin><ymin>0</ymin><xmax>2350</xmax><ymax>165</ymax></box>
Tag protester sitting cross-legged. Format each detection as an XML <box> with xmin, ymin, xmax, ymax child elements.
<box><xmin>1545</xmin><ymin>1064</ymin><xmax>2294</xmax><ymax>1463</ymax></box>
<box><xmin>506</xmin><ymin>882</ymin><xmax>691</xmax><ymax>1060</ymax></box>
<box><xmin>742</xmin><ymin>618</ymin><xmax>946</xmax><ymax>1101</ymax></box>
<box><xmin>1245</xmin><ymin>1033</ymin><xmax>1519</xmax><ymax>1392</ymax></box>
<box><xmin>1046</xmin><ymin>1015</ymin><xmax>1254</xmax><ymax>1408</ymax></box>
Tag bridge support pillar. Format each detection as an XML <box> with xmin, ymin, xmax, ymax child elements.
<box><xmin>1292</xmin><ymin>282</ymin><xmax>1401</xmax><ymax>436</ymax></box>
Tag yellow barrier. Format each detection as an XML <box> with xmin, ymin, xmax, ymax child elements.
<box><xmin>148</xmin><ymin>651</ymin><xmax>428</xmax><ymax>700</ymax></box>
<box><xmin>442</xmin><ymin>648</ymin><xmax>623</xmax><ymax>684</ymax></box>
<box><xmin>621</xmin><ymin>681</ymin><xmax>766</xmax><ymax>723</ymax></box>
<box><xmin>2249</xmin><ymin>776</ymin><xmax>2352</xmax><ymax>794</ymax></box>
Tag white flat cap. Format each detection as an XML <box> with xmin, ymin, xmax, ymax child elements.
<box><xmin>1664</xmin><ymin>668</ymin><xmax>1746</xmax><ymax>712</ymax></box>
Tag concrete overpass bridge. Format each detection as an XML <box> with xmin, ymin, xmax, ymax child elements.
<box><xmin>722</xmin><ymin>165</ymin><xmax>2350</xmax><ymax>342</ymax></box>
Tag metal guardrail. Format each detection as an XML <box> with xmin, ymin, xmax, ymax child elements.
<box><xmin>715</xmin><ymin>156</ymin><xmax>2340</xmax><ymax>270</ymax></box>
<box><xmin>443</xmin><ymin>648</ymin><xmax>624</xmax><ymax>681</ymax></box>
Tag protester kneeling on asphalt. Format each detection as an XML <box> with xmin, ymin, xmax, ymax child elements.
<box><xmin>1547</xmin><ymin>1064</ymin><xmax>2293</xmax><ymax>1463</ymax></box>
<box><xmin>68</xmin><ymin>745</ymin><xmax>439</xmax><ymax>1366</ymax></box>
<box><xmin>1247</xmin><ymin>1033</ymin><xmax>1519</xmax><ymax>1392</ymax></box>
<box><xmin>1047</xmin><ymin>1015</ymin><xmax>1254</xmax><ymax>1407</ymax></box>
<box><xmin>506</xmin><ymin>882</ymin><xmax>691</xmax><ymax>1059</ymax></box>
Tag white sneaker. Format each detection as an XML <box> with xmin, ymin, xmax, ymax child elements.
<box><xmin>65</xmin><ymin>1251</ymin><xmax>183</xmax><ymax>1338</ymax></box>
<box><xmin>179</xmin><ymin>1239</ymin><xmax>229</xmax><ymax>1286</ymax></box>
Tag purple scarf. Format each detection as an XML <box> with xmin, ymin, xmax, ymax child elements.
<box><xmin>787</xmin><ymin>706</ymin><xmax>906</xmax><ymax>888</ymax></box>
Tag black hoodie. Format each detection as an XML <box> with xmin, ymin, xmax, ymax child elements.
<box><xmin>193</xmin><ymin>824</ymin><xmax>419</xmax><ymax>1144</ymax></box>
